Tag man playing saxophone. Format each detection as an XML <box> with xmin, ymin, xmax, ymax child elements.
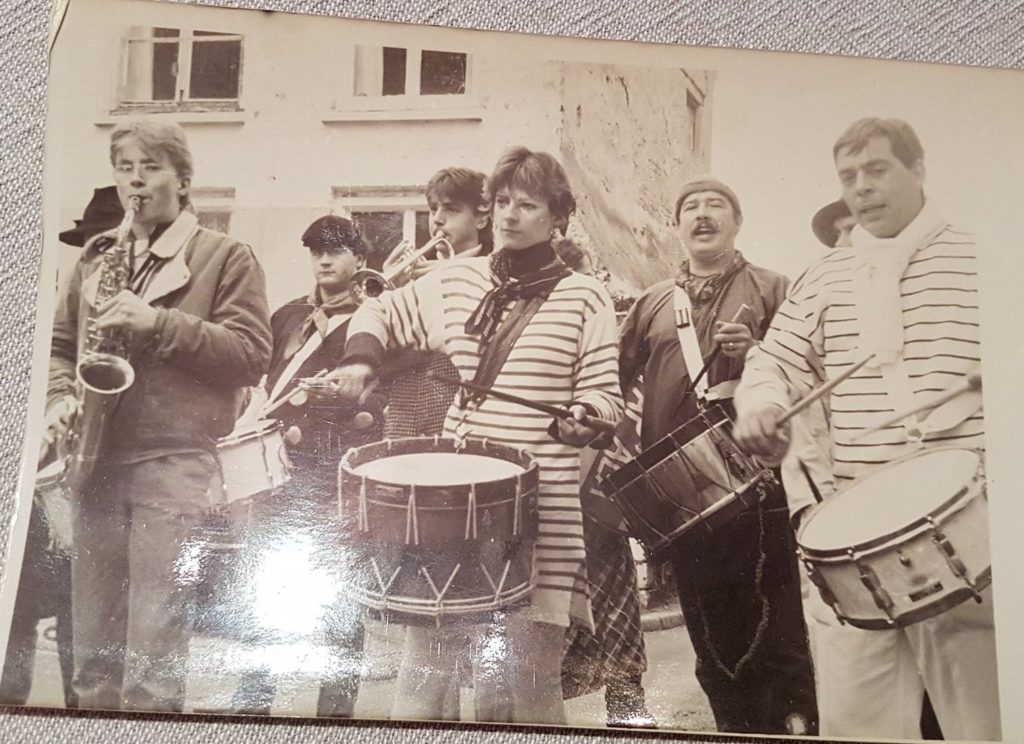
<box><xmin>43</xmin><ymin>120</ymin><xmax>272</xmax><ymax>712</ymax></box>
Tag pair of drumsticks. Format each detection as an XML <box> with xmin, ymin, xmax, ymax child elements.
<box><xmin>774</xmin><ymin>355</ymin><xmax>982</xmax><ymax>440</ymax></box>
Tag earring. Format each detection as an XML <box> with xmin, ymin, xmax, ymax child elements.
<box><xmin>550</xmin><ymin>227</ymin><xmax>560</xmax><ymax>240</ymax></box>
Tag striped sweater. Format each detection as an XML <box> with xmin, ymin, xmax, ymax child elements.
<box><xmin>347</xmin><ymin>257</ymin><xmax>623</xmax><ymax>628</ymax></box>
<box><xmin>736</xmin><ymin>220</ymin><xmax>984</xmax><ymax>488</ymax></box>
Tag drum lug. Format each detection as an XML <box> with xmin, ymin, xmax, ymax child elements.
<box><xmin>927</xmin><ymin>517</ymin><xmax>981</xmax><ymax>600</ymax></box>
<box><xmin>801</xmin><ymin>555</ymin><xmax>846</xmax><ymax>625</ymax></box>
<box><xmin>851</xmin><ymin>550</ymin><xmax>897</xmax><ymax>625</ymax></box>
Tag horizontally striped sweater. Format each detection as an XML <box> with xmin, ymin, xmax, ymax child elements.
<box><xmin>736</xmin><ymin>219</ymin><xmax>984</xmax><ymax>488</ymax></box>
<box><xmin>347</xmin><ymin>256</ymin><xmax>623</xmax><ymax>628</ymax></box>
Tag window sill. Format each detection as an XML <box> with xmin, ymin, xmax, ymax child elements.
<box><xmin>96</xmin><ymin>105</ymin><xmax>248</xmax><ymax>127</ymax></box>
<box><xmin>322</xmin><ymin>107</ymin><xmax>484</xmax><ymax>124</ymax></box>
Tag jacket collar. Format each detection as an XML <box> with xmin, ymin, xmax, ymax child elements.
<box><xmin>82</xmin><ymin>211</ymin><xmax>200</xmax><ymax>307</ymax></box>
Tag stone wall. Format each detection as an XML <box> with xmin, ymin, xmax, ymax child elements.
<box><xmin>556</xmin><ymin>64</ymin><xmax>714</xmax><ymax>294</ymax></box>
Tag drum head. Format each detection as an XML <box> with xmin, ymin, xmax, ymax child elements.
<box><xmin>351</xmin><ymin>452</ymin><xmax>523</xmax><ymax>486</ymax></box>
<box><xmin>800</xmin><ymin>449</ymin><xmax>981</xmax><ymax>551</ymax></box>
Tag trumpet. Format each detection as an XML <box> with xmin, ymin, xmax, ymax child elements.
<box><xmin>351</xmin><ymin>234</ymin><xmax>454</xmax><ymax>303</ymax></box>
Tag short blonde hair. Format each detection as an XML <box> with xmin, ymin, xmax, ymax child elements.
<box><xmin>110</xmin><ymin>120</ymin><xmax>193</xmax><ymax>207</ymax></box>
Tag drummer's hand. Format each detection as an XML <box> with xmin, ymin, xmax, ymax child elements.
<box><xmin>713</xmin><ymin>321</ymin><xmax>754</xmax><ymax>359</ymax></box>
<box><xmin>556</xmin><ymin>404</ymin><xmax>599</xmax><ymax>448</ymax></box>
<box><xmin>734</xmin><ymin>402</ymin><xmax>791</xmax><ymax>463</ymax></box>
<box><xmin>319</xmin><ymin>363</ymin><xmax>374</xmax><ymax>400</ymax></box>
<box><xmin>43</xmin><ymin>395</ymin><xmax>77</xmax><ymax>444</ymax></box>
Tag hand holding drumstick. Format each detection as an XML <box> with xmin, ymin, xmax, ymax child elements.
<box><xmin>735</xmin><ymin>353</ymin><xmax>875</xmax><ymax>463</ymax></box>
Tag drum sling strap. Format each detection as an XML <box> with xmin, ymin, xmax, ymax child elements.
<box><xmin>459</xmin><ymin>280</ymin><xmax>568</xmax><ymax>410</ymax></box>
<box><xmin>673</xmin><ymin>285</ymin><xmax>773</xmax><ymax>680</ymax></box>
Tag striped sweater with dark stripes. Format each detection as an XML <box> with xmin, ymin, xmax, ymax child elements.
<box><xmin>736</xmin><ymin>221</ymin><xmax>984</xmax><ymax>487</ymax></box>
<box><xmin>347</xmin><ymin>257</ymin><xmax>623</xmax><ymax>628</ymax></box>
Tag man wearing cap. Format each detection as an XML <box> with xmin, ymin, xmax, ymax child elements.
<box><xmin>229</xmin><ymin>214</ymin><xmax>380</xmax><ymax>717</ymax></box>
<box><xmin>609</xmin><ymin>177</ymin><xmax>817</xmax><ymax>735</ymax></box>
<box><xmin>735</xmin><ymin>118</ymin><xmax>996</xmax><ymax>740</ymax></box>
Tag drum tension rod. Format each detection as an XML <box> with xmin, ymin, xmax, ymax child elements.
<box><xmin>926</xmin><ymin>516</ymin><xmax>983</xmax><ymax>602</ymax></box>
<box><xmin>850</xmin><ymin>548</ymin><xmax>897</xmax><ymax>624</ymax></box>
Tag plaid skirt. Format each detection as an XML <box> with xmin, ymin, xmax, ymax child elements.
<box><xmin>383</xmin><ymin>352</ymin><xmax>459</xmax><ymax>439</ymax></box>
<box><xmin>562</xmin><ymin>522</ymin><xmax>648</xmax><ymax>699</ymax></box>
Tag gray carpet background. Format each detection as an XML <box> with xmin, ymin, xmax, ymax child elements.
<box><xmin>1</xmin><ymin>0</ymin><xmax>1022</xmax><ymax>741</ymax></box>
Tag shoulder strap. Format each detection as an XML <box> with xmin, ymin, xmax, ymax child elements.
<box><xmin>673</xmin><ymin>285</ymin><xmax>710</xmax><ymax>402</ymax></box>
<box><xmin>463</xmin><ymin>278</ymin><xmax>566</xmax><ymax>407</ymax></box>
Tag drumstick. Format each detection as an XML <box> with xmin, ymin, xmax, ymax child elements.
<box><xmin>776</xmin><ymin>353</ymin><xmax>876</xmax><ymax>426</ymax></box>
<box><xmin>683</xmin><ymin>304</ymin><xmax>753</xmax><ymax>398</ymax></box>
<box><xmin>851</xmin><ymin>371</ymin><xmax>983</xmax><ymax>441</ymax></box>
<box><xmin>260</xmin><ymin>368</ymin><xmax>330</xmax><ymax>418</ymax></box>
<box><xmin>427</xmin><ymin>372</ymin><xmax>619</xmax><ymax>434</ymax></box>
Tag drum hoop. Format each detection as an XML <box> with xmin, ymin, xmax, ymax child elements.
<box><xmin>339</xmin><ymin>435</ymin><xmax>538</xmax><ymax>487</ymax></box>
<box><xmin>217</xmin><ymin>419</ymin><xmax>282</xmax><ymax>447</ymax></box>
<box><xmin>798</xmin><ymin>447</ymin><xmax>985</xmax><ymax>559</ymax></box>
<box><xmin>602</xmin><ymin>403</ymin><xmax>731</xmax><ymax>491</ymax></box>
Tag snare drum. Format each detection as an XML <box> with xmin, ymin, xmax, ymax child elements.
<box><xmin>600</xmin><ymin>404</ymin><xmax>774</xmax><ymax>561</ymax></box>
<box><xmin>215</xmin><ymin>420</ymin><xmax>291</xmax><ymax>504</ymax></box>
<box><xmin>338</xmin><ymin>436</ymin><xmax>539</xmax><ymax>623</ymax></box>
<box><xmin>798</xmin><ymin>447</ymin><xmax>990</xmax><ymax>630</ymax></box>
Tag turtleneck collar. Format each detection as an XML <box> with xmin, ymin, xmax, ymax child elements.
<box><xmin>505</xmin><ymin>240</ymin><xmax>558</xmax><ymax>278</ymax></box>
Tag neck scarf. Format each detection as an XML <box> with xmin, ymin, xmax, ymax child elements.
<box><xmin>282</xmin><ymin>287</ymin><xmax>358</xmax><ymax>360</ymax></box>
<box><xmin>850</xmin><ymin>199</ymin><xmax>946</xmax><ymax>367</ymax></box>
<box><xmin>464</xmin><ymin>241</ymin><xmax>571</xmax><ymax>342</ymax></box>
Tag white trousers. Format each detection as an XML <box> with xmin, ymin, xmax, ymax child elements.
<box><xmin>805</xmin><ymin>585</ymin><xmax>1001</xmax><ymax>740</ymax></box>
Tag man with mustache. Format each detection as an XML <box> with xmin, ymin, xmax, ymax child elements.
<box><xmin>735</xmin><ymin>118</ymin><xmax>997</xmax><ymax>740</ymax></box>
<box><xmin>610</xmin><ymin>177</ymin><xmax>817</xmax><ymax>735</ymax></box>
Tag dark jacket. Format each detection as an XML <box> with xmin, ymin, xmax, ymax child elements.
<box><xmin>265</xmin><ymin>294</ymin><xmax>381</xmax><ymax>464</ymax></box>
<box><xmin>49</xmin><ymin>212</ymin><xmax>272</xmax><ymax>462</ymax></box>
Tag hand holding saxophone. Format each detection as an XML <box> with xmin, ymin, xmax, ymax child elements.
<box><xmin>93</xmin><ymin>289</ymin><xmax>159</xmax><ymax>335</ymax></box>
<box><xmin>42</xmin><ymin>395</ymin><xmax>78</xmax><ymax>448</ymax></box>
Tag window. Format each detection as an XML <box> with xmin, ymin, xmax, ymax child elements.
<box><xmin>351</xmin><ymin>45</ymin><xmax>470</xmax><ymax>109</ymax></box>
<box><xmin>192</xmin><ymin>187</ymin><xmax>234</xmax><ymax>234</ymax></box>
<box><xmin>118</xmin><ymin>27</ymin><xmax>243</xmax><ymax>112</ymax></box>
<box><xmin>687</xmin><ymin>90</ymin><xmax>703</xmax><ymax>153</ymax></box>
<box><xmin>332</xmin><ymin>187</ymin><xmax>429</xmax><ymax>271</ymax></box>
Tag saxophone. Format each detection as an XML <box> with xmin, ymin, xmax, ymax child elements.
<box><xmin>60</xmin><ymin>194</ymin><xmax>140</xmax><ymax>495</ymax></box>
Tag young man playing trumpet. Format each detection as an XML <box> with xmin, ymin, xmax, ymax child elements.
<box><xmin>44</xmin><ymin>120</ymin><xmax>272</xmax><ymax>712</ymax></box>
<box><xmin>380</xmin><ymin>166</ymin><xmax>493</xmax><ymax>440</ymax></box>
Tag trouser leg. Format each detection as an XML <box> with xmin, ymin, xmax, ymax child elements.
<box><xmin>908</xmin><ymin>586</ymin><xmax>1000</xmax><ymax>741</ymax></box>
<box><xmin>671</xmin><ymin>496</ymin><xmax>817</xmax><ymax>735</ymax></box>
<box><xmin>391</xmin><ymin>624</ymin><xmax>461</xmax><ymax>720</ymax></box>
<box><xmin>316</xmin><ymin>600</ymin><xmax>365</xmax><ymax>718</ymax></box>
<box><xmin>71</xmin><ymin>470</ymin><xmax>130</xmax><ymax>710</ymax></box>
<box><xmin>121</xmin><ymin>455</ymin><xmax>215</xmax><ymax>712</ymax></box>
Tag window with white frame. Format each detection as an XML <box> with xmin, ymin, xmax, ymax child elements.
<box><xmin>350</xmin><ymin>45</ymin><xmax>471</xmax><ymax>110</ymax></box>
<box><xmin>117</xmin><ymin>27</ymin><xmax>243</xmax><ymax>112</ymax></box>
<box><xmin>332</xmin><ymin>187</ymin><xmax>431</xmax><ymax>271</ymax></box>
<box><xmin>191</xmin><ymin>186</ymin><xmax>235</xmax><ymax>234</ymax></box>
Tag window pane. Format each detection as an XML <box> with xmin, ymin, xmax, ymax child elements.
<box><xmin>189</xmin><ymin>34</ymin><xmax>241</xmax><ymax>99</ymax></box>
<box><xmin>123</xmin><ymin>29</ymin><xmax>178</xmax><ymax>102</ymax></box>
<box><xmin>415</xmin><ymin>212</ymin><xmax>430</xmax><ymax>251</ymax></box>
<box><xmin>382</xmin><ymin>47</ymin><xmax>407</xmax><ymax>96</ymax></box>
<box><xmin>420</xmin><ymin>51</ymin><xmax>466</xmax><ymax>95</ymax></box>
<box><xmin>352</xmin><ymin>212</ymin><xmax>404</xmax><ymax>271</ymax></box>
<box><xmin>196</xmin><ymin>209</ymin><xmax>231</xmax><ymax>234</ymax></box>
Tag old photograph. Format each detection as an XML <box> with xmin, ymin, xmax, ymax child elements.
<box><xmin>1</xmin><ymin>0</ymin><xmax>1022</xmax><ymax>740</ymax></box>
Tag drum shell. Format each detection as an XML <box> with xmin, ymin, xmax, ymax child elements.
<box><xmin>798</xmin><ymin>448</ymin><xmax>991</xmax><ymax>630</ymax></box>
<box><xmin>215</xmin><ymin>421</ymin><xmax>291</xmax><ymax>504</ymax></box>
<box><xmin>600</xmin><ymin>405</ymin><xmax>772</xmax><ymax>560</ymax></box>
<box><xmin>338</xmin><ymin>437</ymin><xmax>539</xmax><ymax>622</ymax></box>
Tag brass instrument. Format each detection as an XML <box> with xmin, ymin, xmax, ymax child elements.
<box><xmin>60</xmin><ymin>194</ymin><xmax>140</xmax><ymax>495</ymax></box>
<box><xmin>351</xmin><ymin>234</ymin><xmax>454</xmax><ymax>303</ymax></box>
